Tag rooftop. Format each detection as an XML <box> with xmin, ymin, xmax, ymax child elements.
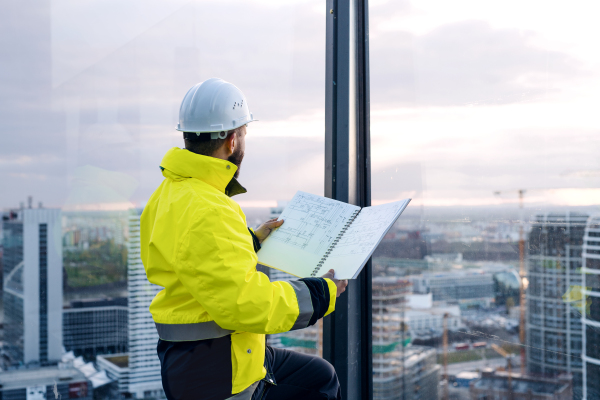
<box><xmin>0</xmin><ymin>366</ymin><xmax>88</xmax><ymax>391</ymax></box>
<box><xmin>101</xmin><ymin>354</ymin><xmax>129</xmax><ymax>368</ymax></box>
<box><xmin>64</xmin><ymin>297</ymin><xmax>127</xmax><ymax>309</ymax></box>
<box><xmin>474</xmin><ymin>371</ymin><xmax>570</xmax><ymax>395</ymax></box>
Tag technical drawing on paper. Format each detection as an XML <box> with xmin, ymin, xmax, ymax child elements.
<box><xmin>269</xmin><ymin>192</ymin><xmax>357</xmax><ymax>255</ymax></box>
<box><xmin>328</xmin><ymin>201</ymin><xmax>405</xmax><ymax>258</ymax></box>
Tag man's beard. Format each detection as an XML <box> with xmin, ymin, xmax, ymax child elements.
<box><xmin>228</xmin><ymin>147</ymin><xmax>244</xmax><ymax>179</ymax></box>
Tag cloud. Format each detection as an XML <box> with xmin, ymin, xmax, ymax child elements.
<box><xmin>0</xmin><ymin>0</ymin><xmax>330</xmax><ymax>209</ymax></box>
<box><xmin>371</xmin><ymin>20</ymin><xmax>585</xmax><ymax>107</ymax></box>
<box><xmin>0</xmin><ymin>0</ymin><xmax>594</xmax><ymax>211</ymax></box>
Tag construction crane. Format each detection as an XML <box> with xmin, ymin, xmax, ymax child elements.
<box><xmin>491</xmin><ymin>343</ymin><xmax>514</xmax><ymax>400</ymax></box>
<box><xmin>443</xmin><ymin>313</ymin><xmax>449</xmax><ymax>400</ymax></box>
<box><xmin>493</xmin><ymin>189</ymin><xmax>527</xmax><ymax>374</ymax></box>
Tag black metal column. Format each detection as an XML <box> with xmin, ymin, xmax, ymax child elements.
<box><xmin>323</xmin><ymin>0</ymin><xmax>372</xmax><ymax>399</ymax></box>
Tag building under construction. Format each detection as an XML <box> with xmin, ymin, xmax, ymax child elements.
<box><xmin>526</xmin><ymin>212</ymin><xmax>588</xmax><ymax>399</ymax></box>
<box><xmin>372</xmin><ymin>277</ymin><xmax>440</xmax><ymax>400</ymax></box>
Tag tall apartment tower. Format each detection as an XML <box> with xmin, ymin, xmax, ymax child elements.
<box><xmin>127</xmin><ymin>211</ymin><xmax>164</xmax><ymax>398</ymax></box>
<box><xmin>2</xmin><ymin>207</ymin><xmax>63</xmax><ymax>365</ymax></box>
<box><xmin>582</xmin><ymin>215</ymin><xmax>600</xmax><ymax>400</ymax></box>
<box><xmin>527</xmin><ymin>212</ymin><xmax>588</xmax><ymax>399</ymax></box>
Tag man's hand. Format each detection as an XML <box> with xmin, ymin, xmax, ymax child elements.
<box><xmin>322</xmin><ymin>269</ymin><xmax>348</xmax><ymax>298</ymax></box>
<box><xmin>254</xmin><ymin>218</ymin><xmax>284</xmax><ymax>243</ymax></box>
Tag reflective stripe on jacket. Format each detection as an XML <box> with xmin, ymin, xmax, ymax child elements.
<box><xmin>141</xmin><ymin>147</ymin><xmax>337</xmax><ymax>395</ymax></box>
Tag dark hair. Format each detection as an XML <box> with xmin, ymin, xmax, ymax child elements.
<box><xmin>184</xmin><ymin>128</ymin><xmax>240</xmax><ymax>156</ymax></box>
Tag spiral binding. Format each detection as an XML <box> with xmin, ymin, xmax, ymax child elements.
<box><xmin>310</xmin><ymin>210</ymin><xmax>360</xmax><ymax>276</ymax></box>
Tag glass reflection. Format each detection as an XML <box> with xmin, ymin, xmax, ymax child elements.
<box><xmin>369</xmin><ymin>1</ymin><xmax>600</xmax><ymax>399</ymax></box>
<box><xmin>1</xmin><ymin>1</ymin><xmax>325</xmax><ymax>399</ymax></box>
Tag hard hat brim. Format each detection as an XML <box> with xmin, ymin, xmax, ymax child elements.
<box><xmin>176</xmin><ymin>118</ymin><xmax>257</xmax><ymax>133</ymax></box>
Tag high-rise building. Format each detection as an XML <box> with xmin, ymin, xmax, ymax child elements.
<box><xmin>1</xmin><ymin>212</ymin><xmax>5</xmax><ymax>299</ymax></box>
<box><xmin>2</xmin><ymin>207</ymin><xmax>62</xmax><ymax>365</ymax></box>
<box><xmin>96</xmin><ymin>210</ymin><xmax>164</xmax><ymax>399</ymax></box>
<box><xmin>127</xmin><ymin>211</ymin><xmax>164</xmax><ymax>398</ymax></box>
<box><xmin>63</xmin><ymin>298</ymin><xmax>128</xmax><ymax>360</ymax></box>
<box><xmin>582</xmin><ymin>215</ymin><xmax>600</xmax><ymax>400</ymax></box>
<box><xmin>527</xmin><ymin>212</ymin><xmax>588</xmax><ymax>399</ymax></box>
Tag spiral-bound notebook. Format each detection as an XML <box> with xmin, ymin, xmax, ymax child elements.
<box><xmin>258</xmin><ymin>191</ymin><xmax>411</xmax><ymax>280</ymax></box>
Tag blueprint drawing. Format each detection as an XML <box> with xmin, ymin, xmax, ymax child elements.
<box><xmin>268</xmin><ymin>191</ymin><xmax>359</xmax><ymax>256</ymax></box>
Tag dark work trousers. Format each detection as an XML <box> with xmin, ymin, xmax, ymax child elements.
<box><xmin>157</xmin><ymin>338</ymin><xmax>341</xmax><ymax>400</ymax></box>
<box><xmin>254</xmin><ymin>346</ymin><xmax>342</xmax><ymax>400</ymax></box>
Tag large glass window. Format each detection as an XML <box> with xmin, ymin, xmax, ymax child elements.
<box><xmin>1</xmin><ymin>1</ymin><xmax>325</xmax><ymax>398</ymax></box>
<box><xmin>370</xmin><ymin>1</ymin><xmax>600</xmax><ymax>399</ymax></box>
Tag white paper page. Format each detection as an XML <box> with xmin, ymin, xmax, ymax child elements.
<box><xmin>258</xmin><ymin>191</ymin><xmax>361</xmax><ymax>278</ymax></box>
<box><xmin>323</xmin><ymin>199</ymin><xmax>411</xmax><ymax>279</ymax></box>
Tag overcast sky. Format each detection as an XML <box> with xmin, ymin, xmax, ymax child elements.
<box><xmin>1</xmin><ymin>0</ymin><xmax>599</xmax><ymax>212</ymax></box>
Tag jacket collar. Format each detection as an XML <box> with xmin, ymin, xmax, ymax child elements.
<box><xmin>160</xmin><ymin>147</ymin><xmax>247</xmax><ymax>197</ymax></box>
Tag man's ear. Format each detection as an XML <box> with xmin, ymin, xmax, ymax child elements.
<box><xmin>226</xmin><ymin>131</ymin><xmax>236</xmax><ymax>153</ymax></box>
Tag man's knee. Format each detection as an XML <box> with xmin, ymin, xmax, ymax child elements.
<box><xmin>312</xmin><ymin>357</ymin><xmax>340</xmax><ymax>399</ymax></box>
<box><xmin>313</xmin><ymin>357</ymin><xmax>338</xmax><ymax>385</ymax></box>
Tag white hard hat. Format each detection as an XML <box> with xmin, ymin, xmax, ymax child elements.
<box><xmin>176</xmin><ymin>78</ymin><xmax>256</xmax><ymax>139</ymax></box>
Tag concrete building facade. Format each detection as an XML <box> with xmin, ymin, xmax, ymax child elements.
<box><xmin>526</xmin><ymin>212</ymin><xmax>587</xmax><ymax>399</ymax></box>
<box><xmin>97</xmin><ymin>353</ymin><xmax>130</xmax><ymax>396</ymax></box>
<box><xmin>63</xmin><ymin>298</ymin><xmax>128</xmax><ymax>360</ymax></box>
<box><xmin>2</xmin><ymin>207</ymin><xmax>62</xmax><ymax>365</ymax></box>
<box><xmin>405</xmin><ymin>306</ymin><xmax>460</xmax><ymax>341</ymax></box>
<box><xmin>409</xmin><ymin>271</ymin><xmax>494</xmax><ymax>308</ymax></box>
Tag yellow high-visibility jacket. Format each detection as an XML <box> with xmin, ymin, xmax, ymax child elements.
<box><xmin>141</xmin><ymin>147</ymin><xmax>337</xmax><ymax>396</ymax></box>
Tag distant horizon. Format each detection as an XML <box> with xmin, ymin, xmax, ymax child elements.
<box><xmin>3</xmin><ymin>200</ymin><xmax>599</xmax><ymax>215</ymax></box>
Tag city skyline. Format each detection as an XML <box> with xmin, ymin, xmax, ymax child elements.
<box><xmin>1</xmin><ymin>200</ymin><xmax>594</xmax><ymax>399</ymax></box>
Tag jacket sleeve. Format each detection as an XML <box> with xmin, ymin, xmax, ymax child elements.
<box><xmin>174</xmin><ymin>205</ymin><xmax>336</xmax><ymax>335</ymax></box>
<box><xmin>299</xmin><ymin>277</ymin><xmax>336</xmax><ymax>325</ymax></box>
<box><xmin>247</xmin><ymin>228</ymin><xmax>261</xmax><ymax>252</ymax></box>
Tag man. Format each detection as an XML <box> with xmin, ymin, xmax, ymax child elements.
<box><xmin>141</xmin><ymin>78</ymin><xmax>348</xmax><ymax>400</ymax></box>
